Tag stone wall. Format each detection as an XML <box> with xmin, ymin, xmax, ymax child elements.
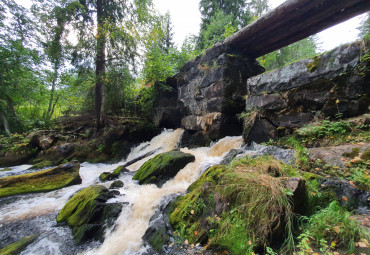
<box><xmin>154</xmin><ymin>43</ymin><xmax>264</xmax><ymax>144</ymax></box>
<box><xmin>243</xmin><ymin>40</ymin><xmax>370</xmax><ymax>143</ymax></box>
<box><xmin>153</xmin><ymin>39</ymin><xmax>369</xmax><ymax>146</ymax></box>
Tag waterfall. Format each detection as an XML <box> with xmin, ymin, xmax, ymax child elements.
<box><xmin>0</xmin><ymin>129</ymin><xmax>244</xmax><ymax>255</ymax></box>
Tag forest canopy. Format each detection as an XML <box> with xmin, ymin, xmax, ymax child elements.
<box><xmin>0</xmin><ymin>0</ymin><xmax>367</xmax><ymax>135</ymax></box>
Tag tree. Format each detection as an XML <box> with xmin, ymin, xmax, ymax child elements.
<box><xmin>32</xmin><ymin>0</ymin><xmax>79</xmax><ymax>121</ymax></box>
<box><xmin>0</xmin><ymin>0</ymin><xmax>41</xmax><ymax>134</ymax></box>
<box><xmin>197</xmin><ymin>0</ymin><xmax>269</xmax><ymax>50</ymax></box>
<box><xmin>259</xmin><ymin>36</ymin><xmax>318</xmax><ymax>71</ymax></box>
<box><xmin>69</xmin><ymin>0</ymin><xmax>153</xmax><ymax>128</ymax></box>
<box><xmin>199</xmin><ymin>10</ymin><xmax>238</xmax><ymax>50</ymax></box>
<box><xmin>358</xmin><ymin>12</ymin><xmax>370</xmax><ymax>39</ymax></box>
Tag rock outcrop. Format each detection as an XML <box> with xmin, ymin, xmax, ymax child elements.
<box><xmin>133</xmin><ymin>151</ymin><xmax>195</xmax><ymax>187</ymax></box>
<box><xmin>0</xmin><ymin>161</ymin><xmax>81</xmax><ymax>198</ymax></box>
<box><xmin>56</xmin><ymin>185</ymin><xmax>123</xmax><ymax>244</ymax></box>
<box><xmin>153</xmin><ymin>43</ymin><xmax>264</xmax><ymax>144</ymax></box>
<box><xmin>243</xmin><ymin>40</ymin><xmax>370</xmax><ymax>143</ymax></box>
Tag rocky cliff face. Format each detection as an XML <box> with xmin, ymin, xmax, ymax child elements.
<box><xmin>243</xmin><ymin>40</ymin><xmax>369</xmax><ymax>143</ymax></box>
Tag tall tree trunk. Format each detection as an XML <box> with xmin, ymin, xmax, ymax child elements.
<box><xmin>95</xmin><ymin>0</ymin><xmax>106</xmax><ymax>129</ymax></box>
<box><xmin>6</xmin><ymin>95</ymin><xmax>22</xmax><ymax>132</ymax></box>
<box><xmin>46</xmin><ymin>75</ymin><xmax>57</xmax><ymax>120</ymax></box>
<box><xmin>1</xmin><ymin>111</ymin><xmax>11</xmax><ymax>136</ymax></box>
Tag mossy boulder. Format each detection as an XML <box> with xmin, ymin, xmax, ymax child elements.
<box><xmin>0</xmin><ymin>235</ymin><xmax>39</xmax><ymax>255</ymax></box>
<box><xmin>109</xmin><ymin>180</ymin><xmax>124</xmax><ymax>189</ymax></box>
<box><xmin>168</xmin><ymin>157</ymin><xmax>307</xmax><ymax>253</ymax></box>
<box><xmin>0</xmin><ymin>161</ymin><xmax>81</xmax><ymax>198</ymax></box>
<box><xmin>56</xmin><ymin>185</ymin><xmax>123</xmax><ymax>244</ymax></box>
<box><xmin>99</xmin><ymin>165</ymin><xmax>128</xmax><ymax>182</ymax></box>
<box><xmin>133</xmin><ymin>151</ymin><xmax>195</xmax><ymax>187</ymax></box>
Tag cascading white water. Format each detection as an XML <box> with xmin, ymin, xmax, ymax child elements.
<box><xmin>84</xmin><ymin>132</ymin><xmax>243</xmax><ymax>255</ymax></box>
<box><xmin>0</xmin><ymin>129</ymin><xmax>244</xmax><ymax>255</ymax></box>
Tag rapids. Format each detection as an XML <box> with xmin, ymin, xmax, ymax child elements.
<box><xmin>0</xmin><ymin>129</ymin><xmax>244</xmax><ymax>255</ymax></box>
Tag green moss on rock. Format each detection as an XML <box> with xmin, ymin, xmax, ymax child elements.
<box><xmin>109</xmin><ymin>180</ymin><xmax>124</xmax><ymax>189</ymax></box>
<box><xmin>29</xmin><ymin>160</ymin><xmax>58</xmax><ymax>170</ymax></box>
<box><xmin>0</xmin><ymin>161</ymin><xmax>81</xmax><ymax>198</ymax></box>
<box><xmin>99</xmin><ymin>165</ymin><xmax>127</xmax><ymax>182</ymax></box>
<box><xmin>57</xmin><ymin>185</ymin><xmax>123</xmax><ymax>244</ymax></box>
<box><xmin>133</xmin><ymin>151</ymin><xmax>195</xmax><ymax>187</ymax></box>
<box><xmin>342</xmin><ymin>147</ymin><xmax>361</xmax><ymax>158</ymax></box>
<box><xmin>361</xmin><ymin>149</ymin><xmax>370</xmax><ymax>161</ymax></box>
<box><xmin>0</xmin><ymin>235</ymin><xmax>39</xmax><ymax>255</ymax></box>
<box><xmin>306</xmin><ymin>56</ymin><xmax>323</xmax><ymax>72</ymax></box>
<box><xmin>57</xmin><ymin>185</ymin><xmax>108</xmax><ymax>227</ymax></box>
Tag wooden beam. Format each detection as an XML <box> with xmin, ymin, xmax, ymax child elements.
<box><xmin>224</xmin><ymin>0</ymin><xmax>370</xmax><ymax>58</ymax></box>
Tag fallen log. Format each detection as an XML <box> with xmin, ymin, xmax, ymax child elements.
<box><xmin>225</xmin><ymin>0</ymin><xmax>370</xmax><ymax>58</ymax></box>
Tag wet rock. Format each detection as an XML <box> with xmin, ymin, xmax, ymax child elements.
<box><xmin>0</xmin><ymin>234</ymin><xmax>39</xmax><ymax>255</ymax></box>
<box><xmin>56</xmin><ymin>185</ymin><xmax>123</xmax><ymax>244</ymax></box>
<box><xmin>245</xmin><ymin>119</ymin><xmax>278</xmax><ymax>144</ymax></box>
<box><xmin>283</xmin><ymin>177</ymin><xmax>307</xmax><ymax>214</ymax></box>
<box><xmin>133</xmin><ymin>151</ymin><xmax>195</xmax><ymax>187</ymax></box>
<box><xmin>221</xmin><ymin>143</ymin><xmax>295</xmax><ymax>165</ymax></box>
<box><xmin>179</xmin><ymin>130</ymin><xmax>210</xmax><ymax>148</ymax></box>
<box><xmin>153</xmin><ymin>107</ymin><xmax>183</xmax><ymax>129</ymax></box>
<box><xmin>321</xmin><ymin>179</ymin><xmax>370</xmax><ymax>213</ymax></box>
<box><xmin>109</xmin><ymin>180</ymin><xmax>124</xmax><ymax>189</ymax></box>
<box><xmin>99</xmin><ymin>165</ymin><xmax>128</xmax><ymax>182</ymax></box>
<box><xmin>142</xmin><ymin>194</ymin><xmax>179</xmax><ymax>253</ymax></box>
<box><xmin>0</xmin><ymin>161</ymin><xmax>81</xmax><ymax>198</ymax></box>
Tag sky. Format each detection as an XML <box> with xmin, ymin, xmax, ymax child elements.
<box><xmin>17</xmin><ymin>0</ymin><xmax>368</xmax><ymax>53</ymax></box>
<box><xmin>152</xmin><ymin>0</ymin><xmax>368</xmax><ymax>52</ymax></box>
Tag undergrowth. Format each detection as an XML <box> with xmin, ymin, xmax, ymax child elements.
<box><xmin>297</xmin><ymin>201</ymin><xmax>369</xmax><ymax>254</ymax></box>
<box><xmin>170</xmin><ymin>156</ymin><xmax>298</xmax><ymax>254</ymax></box>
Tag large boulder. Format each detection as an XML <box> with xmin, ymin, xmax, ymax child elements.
<box><xmin>0</xmin><ymin>161</ymin><xmax>81</xmax><ymax>198</ymax></box>
<box><xmin>56</xmin><ymin>185</ymin><xmax>123</xmax><ymax>244</ymax></box>
<box><xmin>133</xmin><ymin>151</ymin><xmax>195</xmax><ymax>187</ymax></box>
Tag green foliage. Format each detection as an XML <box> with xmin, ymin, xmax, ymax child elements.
<box><xmin>199</xmin><ymin>10</ymin><xmax>238</xmax><ymax>50</ymax></box>
<box><xmin>170</xmin><ymin>157</ymin><xmax>297</xmax><ymax>254</ymax></box>
<box><xmin>296</xmin><ymin>120</ymin><xmax>351</xmax><ymax>141</ymax></box>
<box><xmin>196</xmin><ymin>0</ymin><xmax>268</xmax><ymax>50</ymax></box>
<box><xmin>297</xmin><ymin>201</ymin><xmax>369</xmax><ymax>253</ymax></box>
<box><xmin>283</xmin><ymin>137</ymin><xmax>310</xmax><ymax>169</ymax></box>
<box><xmin>259</xmin><ymin>37</ymin><xmax>318</xmax><ymax>71</ymax></box>
<box><xmin>142</xmin><ymin>14</ymin><xmax>198</xmax><ymax>85</ymax></box>
<box><xmin>358</xmin><ymin>12</ymin><xmax>370</xmax><ymax>40</ymax></box>
<box><xmin>0</xmin><ymin>133</ymin><xmax>30</xmax><ymax>155</ymax></box>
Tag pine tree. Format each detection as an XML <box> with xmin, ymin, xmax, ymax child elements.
<box><xmin>359</xmin><ymin>12</ymin><xmax>370</xmax><ymax>39</ymax></box>
<box><xmin>197</xmin><ymin>0</ymin><xmax>269</xmax><ymax>50</ymax></box>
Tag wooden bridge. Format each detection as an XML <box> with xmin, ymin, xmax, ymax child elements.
<box><xmin>225</xmin><ymin>0</ymin><xmax>370</xmax><ymax>58</ymax></box>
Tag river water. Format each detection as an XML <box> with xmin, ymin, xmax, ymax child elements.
<box><xmin>0</xmin><ymin>128</ymin><xmax>244</xmax><ymax>255</ymax></box>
